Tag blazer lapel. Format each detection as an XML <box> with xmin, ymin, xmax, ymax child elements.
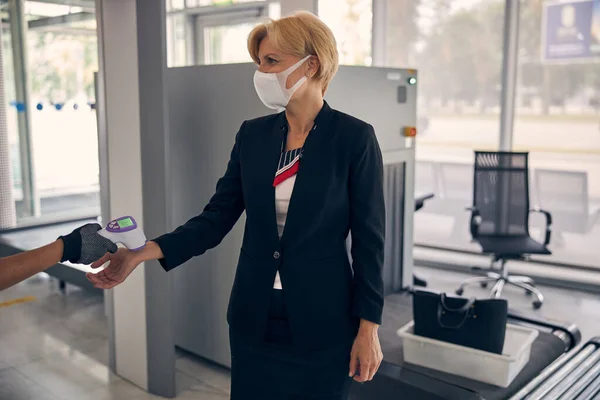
<box><xmin>259</xmin><ymin>112</ymin><xmax>287</xmax><ymax>243</ymax></box>
<box><xmin>280</xmin><ymin>102</ymin><xmax>335</xmax><ymax>249</ymax></box>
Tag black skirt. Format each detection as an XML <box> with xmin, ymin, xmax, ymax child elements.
<box><xmin>229</xmin><ymin>289</ymin><xmax>354</xmax><ymax>400</ymax></box>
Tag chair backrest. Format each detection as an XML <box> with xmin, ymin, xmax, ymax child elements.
<box><xmin>472</xmin><ymin>151</ymin><xmax>530</xmax><ymax>237</ymax></box>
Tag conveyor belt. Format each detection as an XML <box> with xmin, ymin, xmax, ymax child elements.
<box><xmin>351</xmin><ymin>292</ymin><xmax>580</xmax><ymax>400</ymax></box>
<box><xmin>510</xmin><ymin>337</ymin><xmax>600</xmax><ymax>400</ymax></box>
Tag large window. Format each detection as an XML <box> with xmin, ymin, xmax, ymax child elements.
<box><xmin>204</xmin><ymin>22</ymin><xmax>257</xmax><ymax>64</ymax></box>
<box><xmin>170</xmin><ymin>0</ymin><xmax>266</xmax><ymax>8</ymax></box>
<box><xmin>166</xmin><ymin>0</ymin><xmax>273</xmax><ymax>67</ymax></box>
<box><xmin>318</xmin><ymin>0</ymin><xmax>372</xmax><ymax>66</ymax></box>
<box><xmin>1</xmin><ymin>1</ymin><xmax>100</xmax><ymax>229</ymax></box>
<box><xmin>514</xmin><ymin>0</ymin><xmax>600</xmax><ymax>268</ymax></box>
<box><xmin>27</xmin><ymin>31</ymin><xmax>99</xmax><ymax>221</ymax></box>
<box><xmin>2</xmin><ymin>27</ymin><xmax>21</xmax><ymax>229</ymax></box>
<box><xmin>381</xmin><ymin>0</ymin><xmax>506</xmax><ymax>254</ymax></box>
<box><xmin>380</xmin><ymin>0</ymin><xmax>599</xmax><ymax>271</ymax></box>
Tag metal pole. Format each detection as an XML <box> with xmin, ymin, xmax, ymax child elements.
<box><xmin>185</xmin><ymin>15</ymin><xmax>196</xmax><ymax>67</ymax></box>
<box><xmin>498</xmin><ymin>0</ymin><xmax>520</xmax><ymax>151</ymax></box>
<box><xmin>9</xmin><ymin>0</ymin><xmax>40</xmax><ymax>217</ymax></box>
<box><xmin>371</xmin><ymin>0</ymin><xmax>387</xmax><ymax>67</ymax></box>
<box><xmin>0</xmin><ymin>20</ymin><xmax>17</xmax><ymax>229</ymax></box>
<box><xmin>137</xmin><ymin>0</ymin><xmax>177</xmax><ymax>395</ymax></box>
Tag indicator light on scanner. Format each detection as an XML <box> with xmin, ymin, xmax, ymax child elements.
<box><xmin>404</xmin><ymin>127</ymin><xmax>417</xmax><ymax>137</ymax></box>
<box><xmin>407</xmin><ymin>77</ymin><xmax>417</xmax><ymax>85</ymax></box>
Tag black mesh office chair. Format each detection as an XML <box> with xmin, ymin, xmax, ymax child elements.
<box><xmin>455</xmin><ymin>151</ymin><xmax>552</xmax><ymax>309</ymax></box>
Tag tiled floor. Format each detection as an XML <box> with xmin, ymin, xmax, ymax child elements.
<box><xmin>1</xmin><ymin>267</ymin><xmax>600</xmax><ymax>399</ymax></box>
<box><xmin>0</xmin><ymin>274</ymin><xmax>230</xmax><ymax>400</ymax></box>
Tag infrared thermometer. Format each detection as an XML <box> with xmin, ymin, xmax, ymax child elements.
<box><xmin>98</xmin><ymin>216</ymin><xmax>147</xmax><ymax>251</ymax></box>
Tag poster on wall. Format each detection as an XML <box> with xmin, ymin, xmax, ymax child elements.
<box><xmin>542</xmin><ymin>0</ymin><xmax>600</xmax><ymax>62</ymax></box>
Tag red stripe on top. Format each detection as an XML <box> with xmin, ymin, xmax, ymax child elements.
<box><xmin>273</xmin><ymin>161</ymin><xmax>300</xmax><ymax>187</ymax></box>
<box><xmin>275</xmin><ymin>158</ymin><xmax>297</xmax><ymax>176</ymax></box>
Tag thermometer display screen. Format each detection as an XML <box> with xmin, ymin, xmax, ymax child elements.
<box><xmin>117</xmin><ymin>218</ymin><xmax>134</xmax><ymax>228</ymax></box>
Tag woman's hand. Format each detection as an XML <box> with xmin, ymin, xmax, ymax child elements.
<box><xmin>86</xmin><ymin>248</ymin><xmax>140</xmax><ymax>289</ymax></box>
<box><xmin>349</xmin><ymin>319</ymin><xmax>383</xmax><ymax>382</ymax></box>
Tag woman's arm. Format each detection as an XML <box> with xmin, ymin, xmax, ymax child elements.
<box><xmin>0</xmin><ymin>223</ymin><xmax>118</xmax><ymax>291</ymax></box>
<box><xmin>348</xmin><ymin>124</ymin><xmax>386</xmax><ymax>326</ymax></box>
<box><xmin>347</xmin><ymin>124</ymin><xmax>386</xmax><ymax>382</ymax></box>
<box><xmin>151</xmin><ymin>123</ymin><xmax>246</xmax><ymax>271</ymax></box>
<box><xmin>87</xmin><ymin>124</ymin><xmax>247</xmax><ymax>289</ymax></box>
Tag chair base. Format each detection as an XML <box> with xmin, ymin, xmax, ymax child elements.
<box><xmin>455</xmin><ymin>260</ymin><xmax>544</xmax><ymax>309</ymax></box>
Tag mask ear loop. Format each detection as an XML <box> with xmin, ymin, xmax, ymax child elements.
<box><xmin>281</xmin><ymin>55</ymin><xmax>313</xmax><ymax>100</ymax></box>
<box><xmin>283</xmin><ymin>54</ymin><xmax>312</xmax><ymax>71</ymax></box>
<box><xmin>288</xmin><ymin>76</ymin><xmax>307</xmax><ymax>93</ymax></box>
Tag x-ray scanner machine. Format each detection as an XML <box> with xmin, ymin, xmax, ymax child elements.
<box><xmin>166</xmin><ymin>63</ymin><xmax>418</xmax><ymax>367</ymax></box>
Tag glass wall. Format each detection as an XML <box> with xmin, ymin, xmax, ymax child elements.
<box><xmin>379</xmin><ymin>0</ymin><xmax>506</xmax><ymax>254</ymax></box>
<box><xmin>378</xmin><ymin>0</ymin><xmax>599</xmax><ymax>271</ymax></box>
<box><xmin>204</xmin><ymin>22</ymin><xmax>258</xmax><ymax>64</ymax></box>
<box><xmin>166</xmin><ymin>0</ymin><xmax>272</xmax><ymax>67</ymax></box>
<box><xmin>318</xmin><ymin>0</ymin><xmax>372</xmax><ymax>66</ymax></box>
<box><xmin>27</xmin><ymin>30</ymin><xmax>99</xmax><ymax>220</ymax></box>
<box><xmin>165</xmin><ymin>0</ymin><xmax>373</xmax><ymax>68</ymax></box>
<box><xmin>170</xmin><ymin>0</ymin><xmax>265</xmax><ymax>7</ymax></box>
<box><xmin>515</xmin><ymin>0</ymin><xmax>600</xmax><ymax>268</ymax></box>
<box><xmin>2</xmin><ymin>27</ymin><xmax>21</xmax><ymax>216</ymax></box>
<box><xmin>1</xmin><ymin>2</ymin><xmax>100</xmax><ymax>229</ymax></box>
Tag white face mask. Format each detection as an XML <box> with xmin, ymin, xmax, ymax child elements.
<box><xmin>253</xmin><ymin>55</ymin><xmax>312</xmax><ymax>110</ymax></box>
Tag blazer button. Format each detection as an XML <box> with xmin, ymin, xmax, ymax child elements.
<box><xmin>273</xmin><ymin>251</ymin><xmax>280</xmax><ymax>259</ymax></box>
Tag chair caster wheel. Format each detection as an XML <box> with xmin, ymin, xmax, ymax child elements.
<box><xmin>480</xmin><ymin>282</ymin><xmax>488</xmax><ymax>289</ymax></box>
<box><xmin>533</xmin><ymin>301</ymin><xmax>542</xmax><ymax>309</ymax></box>
<box><xmin>456</xmin><ymin>288</ymin><xmax>464</xmax><ymax>296</ymax></box>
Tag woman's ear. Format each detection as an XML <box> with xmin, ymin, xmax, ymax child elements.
<box><xmin>306</xmin><ymin>56</ymin><xmax>320</xmax><ymax>78</ymax></box>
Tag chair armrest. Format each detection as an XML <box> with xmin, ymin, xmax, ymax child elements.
<box><xmin>415</xmin><ymin>193</ymin><xmax>435</xmax><ymax>212</ymax></box>
<box><xmin>588</xmin><ymin>207</ymin><xmax>600</xmax><ymax>231</ymax></box>
<box><xmin>530</xmin><ymin>207</ymin><xmax>552</xmax><ymax>246</ymax></box>
<box><xmin>466</xmin><ymin>206</ymin><xmax>481</xmax><ymax>238</ymax></box>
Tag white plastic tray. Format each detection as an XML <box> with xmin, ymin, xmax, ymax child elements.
<box><xmin>397</xmin><ymin>321</ymin><xmax>539</xmax><ymax>388</ymax></box>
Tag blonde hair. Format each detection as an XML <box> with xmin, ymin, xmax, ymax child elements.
<box><xmin>247</xmin><ymin>11</ymin><xmax>339</xmax><ymax>94</ymax></box>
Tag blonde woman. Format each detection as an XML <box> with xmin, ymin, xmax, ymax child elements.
<box><xmin>88</xmin><ymin>11</ymin><xmax>384</xmax><ymax>399</ymax></box>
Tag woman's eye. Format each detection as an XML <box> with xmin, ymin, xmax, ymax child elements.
<box><xmin>267</xmin><ymin>57</ymin><xmax>277</xmax><ymax>65</ymax></box>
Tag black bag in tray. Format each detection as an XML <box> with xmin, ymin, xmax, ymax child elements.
<box><xmin>413</xmin><ymin>290</ymin><xmax>508</xmax><ymax>354</ymax></box>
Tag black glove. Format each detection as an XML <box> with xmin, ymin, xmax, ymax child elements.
<box><xmin>59</xmin><ymin>223</ymin><xmax>118</xmax><ymax>264</ymax></box>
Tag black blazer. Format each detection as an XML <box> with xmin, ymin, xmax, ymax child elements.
<box><xmin>153</xmin><ymin>102</ymin><xmax>385</xmax><ymax>350</ymax></box>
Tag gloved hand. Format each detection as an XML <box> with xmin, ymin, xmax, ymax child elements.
<box><xmin>59</xmin><ymin>223</ymin><xmax>118</xmax><ymax>265</ymax></box>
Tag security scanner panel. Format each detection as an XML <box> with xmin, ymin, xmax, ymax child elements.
<box><xmin>325</xmin><ymin>66</ymin><xmax>417</xmax><ymax>296</ymax></box>
<box><xmin>325</xmin><ymin>66</ymin><xmax>417</xmax><ymax>153</ymax></box>
<box><xmin>326</xmin><ymin>66</ymin><xmax>417</xmax><ymax>296</ymax></box>
<box><xmin>166</xmin><ymin>63</ymin><xmax>417</xmax><ymax>367</ymax></box>
<box><xmin>168</xmin><ymin>63</ymin><xmax>264</xmax><ymax>368</ymax></box>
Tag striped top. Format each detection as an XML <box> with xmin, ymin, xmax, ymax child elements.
<box><xmin>273</xmin><ymin>147</ymin><xmax>303</xmax><ymax>187</ymax></box>
<box><xmin>272</xmin><ymin>145</ymin><xmax>304</xmax><ymax>290</ymax></box>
